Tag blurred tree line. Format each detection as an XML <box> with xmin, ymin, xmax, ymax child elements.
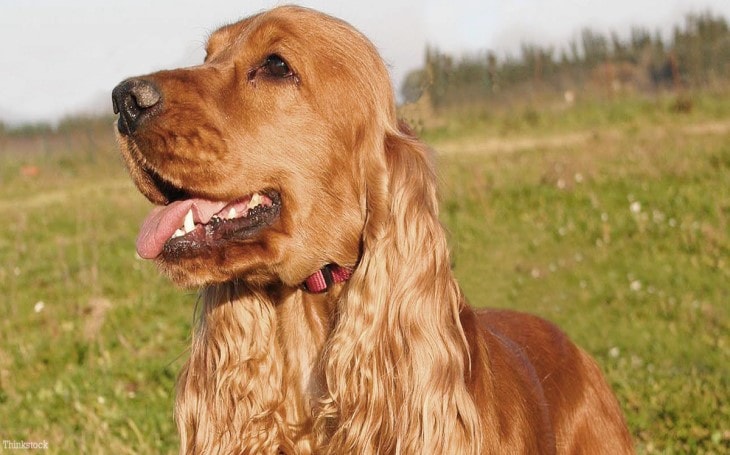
<box><xmin>0</xmin><ymin>115</ymin><xmax>116</xmax><ymax>139</ymax></box>
<box><xmin>402</xmin><ymin>11</ymin><xmax>730</xmax><ymax>109</ymax></box>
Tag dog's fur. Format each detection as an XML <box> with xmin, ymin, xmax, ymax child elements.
<box><xmin>114</xmin><ymin>6</ymin><xmax>633</xmax><ymax>454</ymax></box>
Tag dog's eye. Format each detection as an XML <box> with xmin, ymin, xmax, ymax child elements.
<box><xmin>264</xmin><ymin>54</ymin><xmax>292</xmax><ymax>78</ymax></box>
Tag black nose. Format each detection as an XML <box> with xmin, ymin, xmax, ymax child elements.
<box><xmin>112</xmin><ymin>78</ymin><xmax>161</xmax><ymax>135</ymax></box>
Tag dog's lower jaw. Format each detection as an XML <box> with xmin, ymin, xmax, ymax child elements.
<box><xmin>154</xmin><ymin>228</ymin><xmax>290</xmax><ymax>288</ymax></box>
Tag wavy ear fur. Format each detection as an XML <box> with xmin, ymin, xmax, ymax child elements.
<box><xmin>175</xmin><ymin>284</ymin><xmax>293</xmax><ymax>455</ymax></box>
<box><xmin>316</xmin><ymin>122</ymin><xmax>482</xmax><ymax>454</ymax></box>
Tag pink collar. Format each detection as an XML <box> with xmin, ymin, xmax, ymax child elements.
<box><xmin>302</xmin><ymin>264</ymin><xmax>353</xmax><ymax>293</ymax></box>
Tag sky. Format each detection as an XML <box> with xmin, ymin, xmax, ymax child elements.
<box><xmin>1</xmin><ymin>0</ymin><xmax>728</xmax><ymax>125</ymax></box>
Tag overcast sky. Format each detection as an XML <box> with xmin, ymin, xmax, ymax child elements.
<box><xmin>1</xmin><ymin>0</ymin><xmax>728</xmax><ymax>125</ymax></box>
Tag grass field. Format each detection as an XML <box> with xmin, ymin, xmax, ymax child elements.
<box><xmin>1</xmin><ymin>94</ymin><xmax>728</xmax><ymax>453</ymax></box>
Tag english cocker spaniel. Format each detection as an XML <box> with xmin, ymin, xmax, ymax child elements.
<box><xmin>112</xmin><ymin>6</ymin><xmax>633</xmax><ymax>454</ymax></box>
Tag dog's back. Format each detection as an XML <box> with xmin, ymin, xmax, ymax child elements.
<box><xmin>460</xmin><ymin>307</ymin><xmax>633</xmax><ymax>453</ymax></box>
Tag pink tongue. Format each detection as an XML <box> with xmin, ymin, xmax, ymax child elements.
<box><xmin>136</xmin><ymin>199</ymin><xmax>228</xmax><ymax>259</ymax></box>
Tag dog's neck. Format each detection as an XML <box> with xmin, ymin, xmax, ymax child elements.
<box><xmin>175</xmin><ymin>280</ymin><xmax>346</xmax><ymax>453</ymax></box>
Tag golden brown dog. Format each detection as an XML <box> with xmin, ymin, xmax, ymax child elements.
<box><xmin>113</xmin><ymin>6</ymin><xmax>633</xmax><ymax>454</ymax></box>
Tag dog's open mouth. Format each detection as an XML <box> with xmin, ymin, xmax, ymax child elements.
<box><xmin>136</xmin><ymin>190</ymin><xmax>281</xmax><ymax>259</ymax></box>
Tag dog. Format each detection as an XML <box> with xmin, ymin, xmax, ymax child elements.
<box><xmin>112</xmin><ymin>6</ymin><xmax>633</xmax><ymax>454</ymax></box>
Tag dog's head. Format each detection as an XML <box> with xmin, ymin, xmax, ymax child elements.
<box><xmin>113</xmin><ymin>6</ymin><xmax>396</xmax><ymax>287</ymax></box>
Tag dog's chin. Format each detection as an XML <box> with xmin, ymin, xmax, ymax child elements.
<box><xmin>158</xmin><ymin>262</ymin><xmax>217</xmax><ymax>288</ymax></box>
<box><xmin>157</xmin><ymin>256</ymin><xmax>281</xmax><ymax>289</ymax></box>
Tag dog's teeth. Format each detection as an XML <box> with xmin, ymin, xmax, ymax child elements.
<box><xmin>184</xmin><ymin>209</ymin><xmax>195</xmax><ymax>233</ymax></box>
<box><xmin>227</xmin><ymin>207</ymin><xmax>237</xmax><ymax>219</ymax></box>
<box><xmin>249</xmin><ymin>193</ymin><xmax>263</xmax><ymax>208</ymax></box>
<box><xmin>172</xmin><ymin>228</ymin><xmax>185</xmax><ymax>239</ymax></box>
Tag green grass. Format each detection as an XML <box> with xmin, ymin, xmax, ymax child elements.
<box><xmin>1</xmin><ymin>95</ymin><xmax>728</xmax><ymax>453</ymax></box>
<box><xmin>0</xmin><ymin>125</ymin><xmax>190</xmax><ymax>453</ymax></box>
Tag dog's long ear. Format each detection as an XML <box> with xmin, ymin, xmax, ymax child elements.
<box><xmin>175</xmin><ymin>284</ymin><xmax>294</xmax><ymax>454</ymax></box>
<box><xmin>317</xmin><ymin>121</ymin><xmax>482</xmax><ymax>454</ymax></box>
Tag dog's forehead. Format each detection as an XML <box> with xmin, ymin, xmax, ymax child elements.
<box><xmin>206</xmin><ymin>6</ymin><xmax>366</xmax><ymax>63</ymax></box>
<box><xmin>205</xmin><ymin>17</ymin><xmax>254</xmax><ymax>59</ymax></box>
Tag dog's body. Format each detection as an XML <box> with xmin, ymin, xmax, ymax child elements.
<box><xmin>113</xmin><ymin>6</ymin><xmax>633</xmax><ymax>454</ymax></box>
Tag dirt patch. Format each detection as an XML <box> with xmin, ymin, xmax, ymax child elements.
<box><xmin>435</xmin><ymin>131</ymin><xmax>597</xmax><ymax>155</ymax></box>
<box><xmin>0</xmin><ymin>179</ymin><xmax>132</xmax><ymax>211</ymax></box>
<box><xmin>432</xmin><ymin>119</ymin><xmax>730</xmax><ymax>156</ymax></box>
